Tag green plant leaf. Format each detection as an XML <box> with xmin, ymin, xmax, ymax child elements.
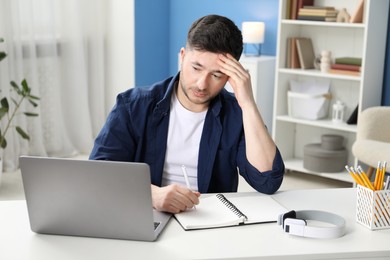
<box><xmin>0</xmin><ymin>97</ymin><xmax>9</xmax><ymax>110</ymax></box>
<box><xmin>24</xmin><ymin>112</ymin><xmax>39</xmax><ymax>117</ymax></box>
<box><xmin>28</xmin><ymin>99</ymin><xmax>39</xmax><ymax>107</ymax></box>
<box><xmin>10</xmin><ymin>81</ymin><xmax>22</xmax><ymax>95</ymax></box>
<box><xmin>0</xmin><ymin>52</ymin><xmax>6</xmax><ymax>61</ymax></box>
<box><xmin>28</xmin><ymin>94</ymin><xmax>40</xmax><ymax>100</ymax></box>
<box><xmin>16</xmin><ymin>126</ymin><xmax>30</xmax><ymax>140</ymax></box>
<box><xmin>0</xmin><ymin>107</ymin><xmax>7</xmax><ymax>119</ymax></box>
<box><xmin>21</xmin><ymin>79</ymin><xmax>30</xmax><ymax>94</ymax></box>
<box><xmin>0</xmin><ymin>137</ymin><xmax>7</xmax><ymax>149</ymax></box>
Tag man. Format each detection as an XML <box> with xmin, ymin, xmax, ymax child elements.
<box><xmin>89</xmin><ymin>15</ymin><xmax>285</xmax><ymax>213</ymax></box>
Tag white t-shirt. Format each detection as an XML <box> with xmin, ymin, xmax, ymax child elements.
<box><xmin>161</xmin><ymin>90</ymin><xmax>207</xmax><ymax>191</ymax></box>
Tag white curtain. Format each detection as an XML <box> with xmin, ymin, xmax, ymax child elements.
<box><xmin>0</xmin><ymin>0</ymin><xmax>115</xmax><ymax>171</ymax></box>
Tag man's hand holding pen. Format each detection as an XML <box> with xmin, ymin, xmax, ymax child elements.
<box><xmin>151</xmin><ymin>183</ymin><xmax>200</xmax><ymax>214</ymax></box>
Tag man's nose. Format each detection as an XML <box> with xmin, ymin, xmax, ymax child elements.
<box><xmin>196</xmin><ymin>74</ymin><xmax>209</xmax><ymax>90</ymax></box>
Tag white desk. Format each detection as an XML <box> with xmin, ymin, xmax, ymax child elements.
<box><xmin>1</xmin><ymin>188</ymin><xmax>389</xmax><ymax>260</ymax></box>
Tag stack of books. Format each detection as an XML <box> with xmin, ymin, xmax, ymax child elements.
<box><xmin>297</xmin><ymin>6</ymin><xmax>338</xmax><ymax>22</ymax></box>
<box><xmin>287</xmin><ymin>0</ymin><xmax>314</xmax><ymax>20</ymax></box>
<box><xmin>329</xmin><ymin>57</ymin><xmax>362</xmax><ymax>76</ymax></box>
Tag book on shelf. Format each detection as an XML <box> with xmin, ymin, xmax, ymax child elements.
<box><xmin>174</xmin><ymin>194</ymin><xmax>287</xmax><ymax>230</ymax></box>
<box><xmin>328</xmin><ymin>69</ymin><xmax>361</xmax><ymax>77</ymax></box>
<box><xmin>286</xmin><ymin>37</ymin><xmax>301</xmax><ymax>69</ymax></box>
<box><xmin>297</xmin><ymin>5</ymin><xmax>337</xmax><ymax>22</ymax></box>
<box><xmin>331</xmin><ymin>63</ymin><xmax>361</xmax><ymax>72</ymax></box>
<box><xmin>297</xmin><ymin>16</ymin><xmax>337</xmax><ymax>22</ymax></box>
<box><xmin>296</xmin><ymin>38</ymin><xmax>315</xmax><ymax>69</ymax></box>
<box><xmin>298</xmin><ymin>9</ymin><xmax>337</xmax><ymax>16</ymax></box>
<box><xmin>287</xmin><ymin>0</ymin><xmax>314</xmax><ymax>19</ymax></box>
<box><xmin>290</xmin><ymin>0</ymin><xmax>298</xmax><ymax>19</ymax></box>
<box><xmin>302</xmin><ymin>6</ymin><xmax>336</xmax><ymax>10</ymax></box>
<box><xmin>335</xmin><ymin>57</ymin><xmax>362</xmax><ymax>66</ymax></box>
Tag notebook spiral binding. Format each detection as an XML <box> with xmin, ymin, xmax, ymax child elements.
<box><xmin>216</xmin><ymin>194</ymin><xmax>248</xmax><ymax>221</ymax></box>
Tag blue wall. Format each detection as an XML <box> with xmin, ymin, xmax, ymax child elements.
<box><xmin>134</xmin><ymin>0</ymin><xmax>170</xmax><ymax>87</ymax></box>
<box><xmin>135</xmin><ymin>0</ymin><xmax>279</xmax><ymax>86</ymax></box>
<box><xmin>135</xmin><ymin>1</ymin><xmax>390</xmax><ymax>105</ymax></box>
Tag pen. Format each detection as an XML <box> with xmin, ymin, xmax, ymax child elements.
<box><xmin>181</xmin><ymin>165</ymin><xmax>191</xmax><ymax>189</ymax></box>
<box><xmin>181</xmin><ymin>165</ymin><xmax>196</xmax><ymax>209</ymax></box>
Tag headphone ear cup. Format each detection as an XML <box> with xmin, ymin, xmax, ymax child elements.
<box><xmin>280</xmin><ymin>210</ymin><xmax>297</xmax><ymax>228</ymax></box>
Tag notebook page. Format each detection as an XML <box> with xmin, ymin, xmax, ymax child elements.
<box><xmin>228</xmin><ymin>196</ymin><xmax>287</xmax><ymax>224</ymax></box>
<box><xmin>174</xmin><ymin>195</ymin><xmax>245</xmax><ymax>230</ymax></box>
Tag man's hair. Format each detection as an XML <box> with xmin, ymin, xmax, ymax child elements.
<box><xmin>186</xmin><ymin>15</ymin><xmax>243</xmax><ymax>60</ymax></box>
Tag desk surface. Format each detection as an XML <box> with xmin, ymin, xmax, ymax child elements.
<box><xmin>1</xmin><ymin>188</ymin><xmax>389</xmax><ymax>260</ymax></box>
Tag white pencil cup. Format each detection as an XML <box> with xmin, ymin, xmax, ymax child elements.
<box><xmin>356</xmin><ymin>185</ymin><xmax>390</xmax><ymax>230</ymax></box>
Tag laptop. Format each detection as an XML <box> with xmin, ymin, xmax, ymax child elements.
<box><xmin>19</xmin><ymin>156</ymin><xmax>172</xmax><ymax>241</ymax></box>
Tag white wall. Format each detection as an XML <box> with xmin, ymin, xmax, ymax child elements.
<box><xmin>106</xmin><ymin>0</ymin><xmax>135</xmax><ymax>115</ymax></box>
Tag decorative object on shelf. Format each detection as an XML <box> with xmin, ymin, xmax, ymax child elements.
<box><xmin>314</xmin><ymin>55</ymin><xmax>321</xmax><ymax>70</ymax></box>
<box><xmin>242</xmin><ymin>21</ymin><xmax>265</xmax><ymax>56</ymax></box>
<box><xmin>346</xmin><ymin>105</ymin><xmax>359</xmax><ymax>125</ymax></box>
<box><xmin>350</xmin><ymin>0</ymin><xmax>365</xmax><ymax>23</ymax></box>
<box><xmin>0</xmin><ymin>38</ymin><xmax>40</xmax><ymax>178</ymax></box>
<box><xmin>332</xmin><ymin>100</ymin><xmax>345</xmax><ymax>124</ymax></box>
<box><xmin>303</xmin><ymin>134</ymin><xmax>348</xmax><ymax>173</ymax></box>
<box><xmin>336</xmin><ymin>8</ymin><xmax>351</xmax><ymax>23</ymax></box>
<box><xmin>320</xmin><ymin>50</ymin><xmax>332</xmax><ymax>73</ymax></box>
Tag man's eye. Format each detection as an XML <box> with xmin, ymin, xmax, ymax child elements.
<box><xmin>192</xmin><ymin>66</ymin><xmax>200</xmax><ymax>71</ymax></box>
<box><xmin>213</xmin><ymin>74</ymin><xmax>222</xmax><ymax>79</ymax></box>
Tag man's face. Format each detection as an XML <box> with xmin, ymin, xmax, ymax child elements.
<box><xmin>178</xmin><ymin>48</ymin><xmax>228</xmax><ymax>112</ymax></box>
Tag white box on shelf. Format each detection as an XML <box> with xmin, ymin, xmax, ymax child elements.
<box><xmin>287</xmin><ymin>91</ymin><xmax>330</xmax><ymax>120</ymax></box>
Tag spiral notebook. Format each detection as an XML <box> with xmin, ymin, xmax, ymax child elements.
<box><xmin>174</xmin><ymin>194</ymin><xmax>287</xmax><ymax>230</ymax></box>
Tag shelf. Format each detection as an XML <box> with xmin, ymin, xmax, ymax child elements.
<box><xmin>276</xmin><ymin>115</ymin><xmax>357</xmax><ymax>133</ymax></box>
<box><xmin>278</xmin><ymin>68</ymin><xmax>361</xmax><ymax>81</ymax></box>
<box><xmin>274</xmin><ymin>0</ymin><xmax>388</xmax><ymax>186</ymax></box>
<box><xmin>281</xmin><ymin>19</ymin><xmax>366</xmax><ymax>29</ymax></box>
<box><xmin>284</xmin><ymin>158</ymin><xmax>354</xmax><ymax>184</ymax></box>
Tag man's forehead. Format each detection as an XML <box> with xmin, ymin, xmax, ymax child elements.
<box><xmin>186</xmin><ymin>50</ymin><xmax>225</xmax><ymax>72</ymax></box>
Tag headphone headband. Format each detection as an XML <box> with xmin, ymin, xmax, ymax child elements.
<box><xmin>278</xmin><ymin>210</ymin><xmax>346</xmax><ymax>239</ymax></box>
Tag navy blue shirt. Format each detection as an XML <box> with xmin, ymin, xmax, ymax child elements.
<box><xmin>89</xmin><ymin>73</ymin><xmax>285</xmax><ymax>194</ymax></box>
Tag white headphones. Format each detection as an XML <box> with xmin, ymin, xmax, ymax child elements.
<box><xmin>278</xmin><ymin>210</ymin><xmax>346</xmax><ymax>239</ymax></box>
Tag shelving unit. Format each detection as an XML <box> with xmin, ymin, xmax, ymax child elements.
<box><xmin>225</xmin><ymin>55</ymin><xmax>276</xmax><ymax>134</ymax></box>
<box><xmin>272</xmin><ymin>0</ymin><xmax>389</xmax><ymax>183</ymax></box>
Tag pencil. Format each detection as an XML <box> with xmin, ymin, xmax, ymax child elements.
<box><xmin>374</xmin><ymin>162</ymin><xmax>381</xmax><ymax>190</ymax></box>
<box><xmin>350</xmin><ymin>166</ymin><xmax>366</xmax><ymax>187</ymax></box>
<box><xmin>379</xmin><ymin>161</ymin><xmax>387</xmax><ymax>190</ymax></box>
<box><xmin>357</xmin><ymin>166</ymin><xmax>375</xmax><ymax>190</ymax></box>
<box><xmin>345</xmin><ymin>165</ymin><xmax>364</xmax><ymax>186</ymax></box>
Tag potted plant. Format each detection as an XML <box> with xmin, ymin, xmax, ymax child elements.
<box><xmin>0</xmin><ymin>38</ymin><xmax>40</xmax><ymax>177</ymax></box>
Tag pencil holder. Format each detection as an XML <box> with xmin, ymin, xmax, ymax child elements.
<box><xmin>356</xmin><ymin>185</ymin><xmax>390</xmax><ymax>230</ymax></box>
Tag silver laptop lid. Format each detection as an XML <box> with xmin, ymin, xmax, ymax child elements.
<box><xmin>20</xmin><ymin>156</ymin><xmax>171</xmax><ymax>241</ymax></box>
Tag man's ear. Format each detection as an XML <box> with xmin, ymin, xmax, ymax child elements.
<box><xmin>179</xmin><ymin>47</ymin><xmax>186</xmax><ymax>69</ymax></box>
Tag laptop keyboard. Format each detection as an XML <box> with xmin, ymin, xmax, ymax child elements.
<box><xmin>154</xmin><ymin>222</ymin><xmax>161</xmax><ymax>230</ymax></box>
